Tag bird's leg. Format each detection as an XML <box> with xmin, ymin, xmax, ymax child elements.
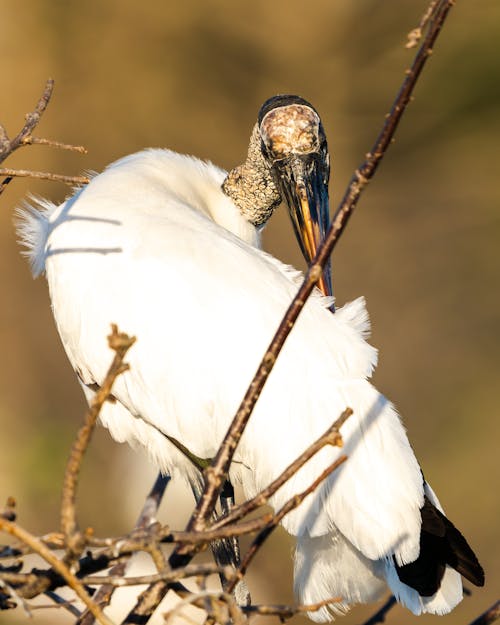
<box><xmin>189</xmin><ymin>476</ymin><xmax>251</xmax><ymax>606</ymax></box>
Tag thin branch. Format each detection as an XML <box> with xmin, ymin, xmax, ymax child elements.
<box><xmin>227</xmin><ymin>455</ymin><xmax>347</xmax><ymax>593</ymax></box>
<box><xmin>0</xmin><ymin>518</ymin><xmax>114</xmax><ymax>625</ymax></box>
<box><xmin>164</xmin><ymin>590</ymin><xmax>246</xmax><ymax>625</ymax></box>
<box><xmin>0</xmin><ymin>167</ymin><xmax>89</xmax><ymax>186</ymax></box>
<box><xmin>0</xmin><ymin>79</ymin><xmax>54</xmax><ymax>163</ymax></box>
<box><xmin>119</xmin><ymin>457</ymin><xmax>347</xmax><ymax>624</ymax></box>
<box><xmin>21</xmin><ymin>136</ymin><xmax>87</xmax><ymax>153</ymax></box>
<box><xmin>81</xmin><ymin>563</ymin><xmax>228</xmax><ymax>588</ymax></box>
<box><xmin>468</xmin><ymin>600</ymin><xmax>500</xmax><ymax>625</ymax></box>
<box><xmin>61</xmin><ymin>325</ymin><xmax>136</xmax><ymax>565</ymax></box>
<box><xmin>43</xmin><ymin>591</ymin><xmax>82</xmax><ymax>617</ymax></box>
<box><xmin>211</xmin><ymin>408</ymin><xmax>351</xmax><ymax>531</ymax></box>
<box><xmin>76</xmin><ymin>473</ymin><xmax>170</xmax><ymax>625</ymax></box>
<box><xmin>242</xmin><ymin>596</ymin><xmax>342</xmax><ymax>619</ymax></box>
<box><xmin>0</xmin><ymin>79</ymin><xmax>89</xmax><ymax>193</ymax></box>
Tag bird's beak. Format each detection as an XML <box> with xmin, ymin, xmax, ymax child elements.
<box><xmin>273</xmin><ymin>154</ymin><xmax>333</xmax><ymax>298</ymax></box>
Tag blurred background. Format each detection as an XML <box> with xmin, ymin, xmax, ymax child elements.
<box><xmin>0</xmin><ymin>1</ymin><xmax>498</xmax><ymax>623</ymax></box>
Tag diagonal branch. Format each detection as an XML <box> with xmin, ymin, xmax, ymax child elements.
<box><xmin>468</xmin><ymin>600</ymin><xmax>500</xmax><ymax>625</ymax></box>
<box><xmin>0</xmin><ymin>79</ymin><xmax>54</xmax><ymax>163</ymax></box>
<box><xmin>120</xmin><ymin>2</ymin><xmax>456</xmax><ymax>622</ymax></box>
<box><xmin>179</xmin><ymin>0</ymin><xmax>456</xmax><ymax>543</ymax></box>
<box><xmin>226</xmin><ymin>455</ymin><xmax>348</xmax><ymax>593</ymax></box>
<box><xmin>210</xmin><ymin>408</ymin><xmax>351</xmax><ymax>530</ymax></box>
<box><xmin>0</xmin><ymin>78</ymin><xmax>89</xmax><ymax>194</ymax></box>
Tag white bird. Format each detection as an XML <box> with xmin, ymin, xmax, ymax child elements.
<box><xmin>16</xmin><ymin>95</ymin><xmax>483</xmax><ymax>620</ymax></box>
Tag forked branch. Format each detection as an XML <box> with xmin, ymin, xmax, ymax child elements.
<box><xmin>0</xmin><ymin>78</ymin><xmax>89</xmax><ymax>195</ymax></box>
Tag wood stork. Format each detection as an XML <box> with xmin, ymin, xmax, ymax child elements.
<box><xmin>16</xmin><ymin>95</ymin><xmax>483</xmax><ymax>620</ymax></box>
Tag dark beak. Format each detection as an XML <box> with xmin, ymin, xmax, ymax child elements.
<box><xmin>272</xmin><ymin>154</ymin><xmax>333</xmax><ymax>299</ymax></box>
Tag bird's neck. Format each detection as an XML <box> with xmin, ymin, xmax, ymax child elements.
<box><xmin>222</xmin><ymin>124</ymin><xmax>282</xmax><ymax>228</ymax></box>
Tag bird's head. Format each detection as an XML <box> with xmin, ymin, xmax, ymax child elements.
<box><xmin>223</xmin><ymin>94</ymin><xmax>332</xmax><ymax>297</ymax></box>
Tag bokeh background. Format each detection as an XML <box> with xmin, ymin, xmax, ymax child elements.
<box><xmin>0</xmin><ymin>1</ymin><xmax>498</xmax><ymax>624</ymax></box>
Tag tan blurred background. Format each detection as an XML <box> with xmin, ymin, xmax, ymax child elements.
<box><xmin>0</xmin><ymin>1</ymin><xmax>498</xmax><ymax>623</ymax></box>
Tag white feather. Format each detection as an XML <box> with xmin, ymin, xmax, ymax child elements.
<box><xmin>16</xmin><ymin>148</ymin><xmax>464</xmax><ymax>617</ymax></box>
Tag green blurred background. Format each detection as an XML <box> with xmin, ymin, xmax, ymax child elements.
<box><xmin>0</xmin><ymin>1</ymin><xmax>498</xmax><ymax>623</ymax></box>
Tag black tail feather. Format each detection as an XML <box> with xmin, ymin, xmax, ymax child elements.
<box><xmin>395</xmin><ymin>495</ymin><xmax>484</xmax><ymax>596</ymax></box>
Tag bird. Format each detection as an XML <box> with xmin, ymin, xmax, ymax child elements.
<box><xmin>16</xmin><ymin>94</ymin><xmax>484</xmax><ymax>620</ymax></box>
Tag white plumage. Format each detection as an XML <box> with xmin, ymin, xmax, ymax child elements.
<box><xmin>16</xmin><ymin>96</ymin><xmax>482</xmax><ymax>620</ymax></box>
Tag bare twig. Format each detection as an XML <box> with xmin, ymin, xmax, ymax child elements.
<box><xmin>81</xmin><ymin>563</ymin><xmax>228</xmax><ymax>588</ymax></box>
<box><xmin>468</xmin><ymin>600</ymin><xmax>500</xmax><ymax>625</ymax></box>
<box><xmin>0</xmin><ymin>167</ymin><xmax>89</xmax><ymax>186</ymax></box>
<box><xmin>0</xmin><ymin>79</ymin><xmax>54</xmax><ymax>163</ymax></box>
<box><xmin>76</xmin><ymin>473</ymin><xmax>170</xmax><ymax>625</ymax></box>
<box><xmin>406</xmin><ymin>0</ymin><xmax>439</xmax><ymax>48</ymax></box>
<box><xmin>211</xmin><ymin>408</ymin><xmax>351</xmax><ymax>531</ymax></box>
<box><xmin>0</xmin><ymin>518</ymin><xmax>114</xmax><ymax>625</ymax></box>
<box><xmin>21</xmin><ymin>136</ymin><xmax>87</xmax><ymax>153</ymax></box>
<box><xmin>0</xmin><ymin>78</ymin><xmax>88</xmax><ymax>194</ymax></box>
<box><xmin>227</xmin><ymin>455</ymin><xmax>348</xmax><ymax>593</ymax></box>
<box><xmin>61</xmin><ymin>325</ymin><xmax>136</xmax><ymax>563</ymax></box>
<box><xmin>242</xmin><ymin>596</ymin><xmax>342</xmax><ymax>619</ymax></box>
<box><xmin>43</xmin><ymin>591</ymin><xmax>82</xmax><ymax>617</ymax></box>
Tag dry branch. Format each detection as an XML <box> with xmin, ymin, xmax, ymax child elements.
<box><xmin>0</xmin><ymin>79</ymin><xmax>54</xmax><ymax>163</ymax></box>
<box><xmin>2</xmin><ymin>4</ymin><xmax>491</xmax><ymax>625</ymax></box>
<box><xmin>0</xmin><ymin>167</ymin><xmax>89</xmax><ymax>185</ymax></box>
<box><xmin>242</xmin><ymin>597</ymin><xmax>343</xmax><ymax>619</ymax></box>
<box><xmin>0</xmin><ymin>78</ymin><xmax>89</xmax><ymax>194</ymax></box>
<box><xmin>227</xmin><ymin>455</ymin><xmax>348</xmax><ymax>594</ymax></box>
<box><xmin>81</xmin><ymin>563</ymin><xmax>228</xmax><ymax>588</ymax></box>
<box><xmin>0</xmin><ymin>518</ymin><xmax>113</xmax><ymax>625</ymax></box>
<box><xmin>76</xmin><ymin>473</ymin><xmax>170</xmax><ymax>625</ymax></box>
<box><xmin>211</xmin><ymin>408</ymin><xmax>351</xmax><ymax>531</ymax></box>
<box><xmin>468</xmin><ymin>600</ymin><xmax>500</xmax><ymax>625</ymax></box>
